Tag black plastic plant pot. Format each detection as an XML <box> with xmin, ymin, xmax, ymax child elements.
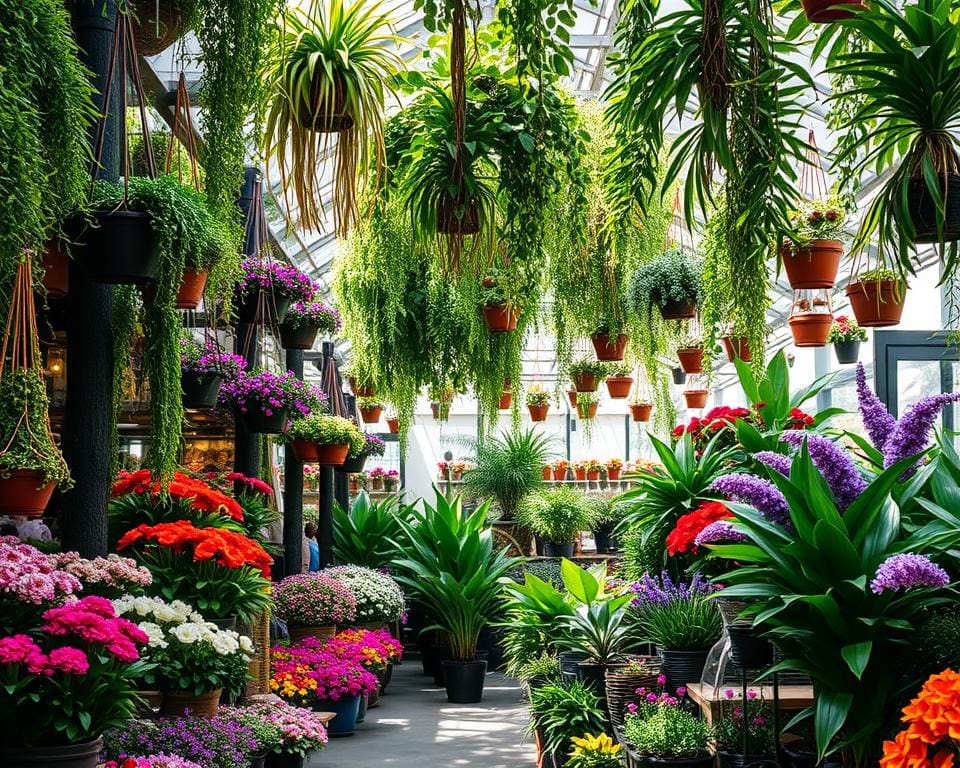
<box><xmin>265</xmin><ymin>754</ymin><xmax>305</xmax><ymax>768</ymax></box>
<box><xmin>717</xmin><ymin>752</ymin><xmax>777</xmax><ymax>768</ymax></box>
<box><xmin>594</xmin><ymin>521</ymin><xmax>615</xmax><ymax>553</ymax></box>
<box><xmin>907</xmin><ymin>173</ymin><xmax>960</xmax><ymax>243</ymax></box>
<box><xmin>558</xmin><ymin>650</ymin><xmax>589</xmax><ymax>685</ymax></box>
<box><xmin>543</xmin><ymin>541</ymin><xmax>575</xmax><ymax>557</ymax></box>
<box><xmin>833</xmin><ymin>339</ymin><xmax>860</xmax><ymax>365</ymax></box>
<box><xmin>76</xmin><ymin>209</ymin><xmax>159</xmax><ymax>285</ymax></box>
<box><xmin>782</xmin><ymin>746</ymin><xmax>843</xmax><ymax>768</ymax></box>
<box><xmin>279</xmin><ymin>321</ymin><xmax>320</xmax><ymax>350</ymax></box>
<box><xmin>235</xmin><ymin>288</ymin><xmax>290</xmax><ymax>326</ymax></box>
<box><xmin>671</xmin><ymin>367</ymin><xmax>687</xmax><ymax>386</ymax></box>
<box><xmin>442</xmin><ymin>659</ymin><xmax>488</xmax><ymax>704</ymax></box>
<box><xmin>648</xmin><ymin>756</ymin><xmax>715</xmax><ymax>768</ymax></box>
<box><xmin>534</xmin><ymin>535</ymin><xmax>545</xmax><ymax>556</ymax></box>
<box><xmin>575</xmin><ymin>661</ymin><xmax>608</xmax><ymax>694</ymax></box>
<box><xmin>337</xmin><ymin>455</ymin><xmax>367</xmax><ymax>474</ymax></box>
<box><xmin>241</xmin><ymin>405</ymin><xmax>289</xmax><ymax>434</ymax></box>
<box><xmin>727</xmin><ymin>624</ymin><xmax>773</xmax><ymax>670</ymax></box>
<box><xmin>181</xmin><ymin>371</ymin><xmax>224</xmax><ymax>409</ymax></box>
<box><xmin>658</xmin><ymin>648</ymin><xmax>709</xmax><ymax>690</ymax></box>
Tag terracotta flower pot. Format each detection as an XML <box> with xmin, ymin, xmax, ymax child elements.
<box><xmin>481</xmin><ymin>303</ymin><xmax>519</xmax><ymax>332</ymax></box>
<box><xmin>721</xmin><ymin>335</ymin><xmax>752</xmax><ymax>362</ymax></box>
<box><xmin>577</xmin><ymin>402</ymin><xmax>598</xmax><ymax>420</ymax></box>
<box><xmin>431</xmin><ymin>402</ymin><xmax>451</xmax><ymax>421</ymax></box>
<box><xmin>630</xmin><ymin>403</ymin><xmax>653</xmax><ymax>422</ymax></box>
<box><xmin>574</xmin><ymin>468</ymin><xmax>587</xmax><ymax>481</ymax></box>
<box><xmin>174</xmin><ymin>268</ymin><xmax>208</xmax><ymax>310</ymax></box>
<box><xmin>528</xmin><ymin>403</ymin><xmax>549</xmax><ymax>422</ymax></box>
<box><xmin>160</xmin><ymin>688</ymin><xmax>221</xmax><ymax>718</ymax></box>
<box><xmin>573</xmin><ymin>372</ymin><xmax>598</xmax><ymax>392</ymax></box>
<box><xmin>291</xmin><ymin>440</ymin><xmax>349</xmax><ymax>466</ymax></box>
<box><xmin>659</xmin><ymin>298</ymin><xmax>697</xmax><ymax>320</ymax></box>
<box><xmin>359</xmin><ymin>405</ymin><xmax>383</xmax><ymax>423</ymax></box>
<box><xmin>788</xmin><ymin>313</ymin><xmax>833</xmax><ymax>347</ymax></box>
<box><xmin>591</xmin><ymin>332</ymin><xmax>628</xmax><ymax>361</ymax></box>
<box><xmin>347</xmin><ymin>376</ymin><xmax>375</xmax><ymax>398</ymax></box>
<box><xmin>587</xmin><ymin>470</ymin><xmax>600</xmax><ymax>481</ymax></box>
<box><xmin>552</xmin><ymin>467</ymin><xmax>567</xmax><ymax>481</ymax></box>
<box><xmin>566</xmin><ymin>389</ymin><xmax>578</xmax><ymax>409</ymax></box>
<box><xmin>683</xmin><ymin>389</ymin><xmax>709</xmax><ymax>409</ymax></box>
<box><xmin>41</xmin><ymin>240</ymin><xmax>69</xmax><ymax>299</ymax></box>
<box><xmin>387</xmin><ymin>417</ymin><xmax>399</xmax><ymax>433</ymax></box>
<box><xmin>800</xmin><ymin>0</ymin><xmax>866</xmax><ymax>22</ymax></box>
<box><xmin>847</xmin><ymin>280</ymin><xmax>906</xmax><ymax>328</ymax></box>
<box><xmin>499</xmin><ymin>391</ymin><xmax>513</xmax><ymax>409</ymax></box>
<box><xmin>542</xmin><ymin>466</ymin><xmax>552</xmax><ymax>480</ymax></box>
<box><xmin>607</xmin><ymin>467</ymin><xmax>621</xmax><ymax>480</ymax></box>
<box><xmin>676</xmin><ymin>347</ymin><xmax>704</xmax><ymax>374</ymax></box>
<box><xmin>0</xmin><ymin>470</ymin><xmax>57</xmax><ymax>518</ymax></box>
<box><xmin>605</xmin><ymin>376</ymin><xmax>633</xmax><ymax>399</ymax></box>
<box><xmin>783</xmin><ymin>240</ymin><xmax>842</xmax><ymax>288</ymax></box>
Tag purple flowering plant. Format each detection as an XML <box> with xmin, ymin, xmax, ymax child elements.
<box><xmin>180</xmin><ymin>336</ymin><xmax>246</xmax><ymax>380</ymax></box>
<box><xmin>870</xmin><ymin>553</ymin><xmax>950</xmax><ymax>594</ymax></box>
<box><xmin>103</xmin><ymin>714</ymin><xmax>258</xmax><ymax>768</ymax></box>
<box><xmin>628</xmin><ymin>572</ymin><xmax>722</xmax><ymax>651</ymax></box>
<box><xmin>282</xmin><ymin>300</ymin><xmax>341</xmax><ymax>334</ymax></box>
<box><xmin>349</xmin><ymin>432</ymin><xmax>386</xmax><ymax>459</ymax></box>
<box><xmin>711</xmin><ymin>473</ymin><xmax>790</xmax><ymax>525</ymax></box>
<box><xmin>218</xmin><ymin>369</ymin><xmax>327</xmax><ymax>419</ymax></box>
<box><xmin>221</xmin><ymin>700</ymin><xmax>328</xmax><ymax>757</ymax></box>
<box><xmin>237</xmin><ymin>259</ymin><xmax>317</xmax><ymax>303</ymax></box>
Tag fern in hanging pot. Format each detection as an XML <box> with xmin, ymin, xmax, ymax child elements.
<box><xmin>263</xmin><ymin>0</ymin><xmax>404</xmax><ymax>237</ymax></box>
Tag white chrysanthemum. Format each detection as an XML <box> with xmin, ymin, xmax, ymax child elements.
<box><xmin>139</xmin><ymin>621</ymin><xmax>168</xmax><ymax>648</ymax></box>
<box><xmin>212</xmin><ymin>632</ymin><xmax>240</xmax><ymax>655</ymax></box>
<box><xmin>239</xmin><ymin>636</ymin><xmax>255</xmax><ymax>654</ymax></box>
<box><xmin>171</xmin><ymin>622</ymin><xmax>203</xmax><ymax>644</ymax></box>
<box><xmin>132</xmin><ymin>595</ymin><xmax>157</xmax><ymax>616</ymax></box>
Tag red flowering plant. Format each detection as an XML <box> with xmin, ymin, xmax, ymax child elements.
<box><xmin>672</xmin><ymin>406</ymin><xmax>755</xmax><ymax>455</ymax></box>
<box><xmin>665</xmin><ymin>501</ymin><xmax>733</xmax><ymax>558</ymax></box>
<box><xmin>116</xmin><ymin>520</ymin><xmax>273</xmax><ymax>623</ymax></box>
<box><xmin>0</xmin><ymin>596</ymin><xmax>150</xmax><ymax>749</ymax></box>
<box><xmin>201</xmin><ymin>471</ymin><xmax>281</xmax><ymax>549</ymax></box>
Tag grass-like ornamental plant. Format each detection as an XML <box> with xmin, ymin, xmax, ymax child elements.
<box><xmin>281</xmin><ymin>413</ymin><xmax>365</xmax><ymax>452</ymax></box>
<box><xmin>528</xmin><ymin>681</ymin><xmax>608</xmax><ymax>758</ymax></box>
<box><xmin>517</xmin><ymin>486</ymin><xmax>598</xmax><ymax>545</ymax></box>
<box><xmin>628</xmin><ymin>572</ymin><xmax>722</xmax><ymax>651</ymax></box>
<box><xmin>263</xmin><ymin>0</ymin><xmax>403</xmax><ymax>236</ymax></box>
<box><xmin>462</xmin><ymin>427</ymin><xmax>552</xmax><ymax>520</ymax></box>
<box><xmin>332</xmin><ymin>493</ymin><xmax>412</xmax><ymax>567</ymax></box>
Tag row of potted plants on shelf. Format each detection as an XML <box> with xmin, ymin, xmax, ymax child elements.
<box><xmin>542</xmin><ymin>458</ymin><xmax>626</xmax><ymax>482</ymax></box>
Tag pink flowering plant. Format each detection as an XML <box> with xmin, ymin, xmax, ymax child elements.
<box><xmin>218</xmin><ymin>369</ymin><xmax>328</xmax><ymax>419</ymax></box>
<box><xmin>272</xmin><ymin>637</ymin><xmax>377</xmax><ymax>702</ymax></box>
<box><xmin>273</xmin><ymin>573</ymin><xmax>357</xmax><ymax>627</ymax></box>
<box><xmin>0</xmin><ymin>596</ymin><xmax>150</xmax><ymax>748</ymax></box>
<box><xmin>103</xmin><ymin>713</ymin><xmax>256</xmax><ymax>768</ymax></box>
<box><xmin>237</xmin><ymin>259</ymin><xmax>317</xmax><ymax>303</ymax></box>
<box><xmin>222</xmin><ymin>700</ymin><xmax>329</xmax><ymax>757</ymax></box>
<box><xmin>52</xmin><ymin>552</ymin><xmax>153</xmax><ymax>600</ymax></box>
<box><xmin>282</xmin><ymin>300</ymin><xmax>341</xmax><ymax>334</ymax></box>
<box><xmin>786</xmin><ymin>195</ymin><xmax>850</xmax><ymax>244</ymax></box>
<box><xmin>102</xmin><ymin>757</ymin><xmax>202</xmax><ymax>768</ymax></box>
<box><xmin>0</xmin><ymin>537</ymin><xmax>82</xmax><ymax>632</ymax></box>
<box><xmin>826</xmin><ymin>315</ymin><xmax>867</xmax><ymax>345</ymax></box>
<box><xmin>714</xmin><ymin>689</ymin><xmax>775</xmax><ymax>755</ymax></box>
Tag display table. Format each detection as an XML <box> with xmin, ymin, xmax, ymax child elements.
<box><xmin>686</xmin><ymin>683</ymin><xmax>814</xmax><ymax>724</ymax></box>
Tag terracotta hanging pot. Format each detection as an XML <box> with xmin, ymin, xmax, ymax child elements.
<box><xmin>431</xmin><ymin>402</ymin><xmax>450</xmax><ymax>421</ymax></box>
<box><xmin>482</xmin><ymin>303</ymin><xmax>519</xmax><ymax>332</ymax></box>
<box><xmin>577</xmin><ymin>402</ymin><xmax>598</xmax><ymax>420</ymax></box>
<box><xmin>591</xmin><ymin>332</ymin><xmax>628</xmax><ymax>361</ymax></box>
<box><xmin>174</xmin><ymin>268</ymin><xmax>208</xmax><ymax>310</ymax></box>
<box><xmin>788</xmin><ymin>313</ymin><xmax>833</xmax><ymax>347</ymax></box>
<box><xmin>906</xmin><ymin>174</ymin><xmax>960</xmax><ymax>243</ymax></box>
<box><xmin>347</xmin><ymin>377</ymin><xmax>376</xmax><ymax>398</ymax></box>
<box><xmin>605</xmin><ymin>376</ymin><xmax>633</xmax><ymax>399</ymax></box>
<box><xmin>659</xmin><ymin>298</ymin><xmax>697</xmax><ymax>320</ymax></box>
<box><xmin>292</xmin><ymin>440</ymin><xmax>349</xmax><ymax>466</ymax></box>
<box><xmin>0</xmin><ymin>470</ymin><xmax>56</xmax><ymax>519</ymax></box>
<box><xmin>359</xmin><ymin>405</ymin><xmax>383</xmax><ymax>424</ymax></box>
<box><xmin>676</xmin><ymin>347</ymin><xmax>704</xmax><ymax>374</ymax></box>
<box><xmin>499</xmin><ymin>391</ymin><xmax>513</xmax><ymax>409</ymax></box>
<box><xmin>782</xmin><ymin>240</ymin><xmax>842</xmax><ymax>289</ymax></box>
<box><xmin>41</xmin><ymin>240</ymin><xmax>69</xmax><ymax>299</ymax></box>
<box><xmin>683</xmin><ymin>389</ymin><xmax>709</xmax><ymax>409</ymax></box>
<box><xmin>846</xmin><ymin>280</ymin><xmax>906</xmax><ymax>328</ymax></box>
<box><xmin>800</xmin><ymin>0</ymin><xmax>867</xmax><ymax>22</ymax></box>
<box><xmin>528</xmin><ymin>403</ymin><xmax>549</xmax><ymax>422</ymax></box>
<box><xmin>566</xmin><ymin>389</ymin><xmax>578</xmax><ymax>409</ymax></box>
<box><xmin>721</xmin><ymin>335</ymin><xmax>752</xmax><ymax>363</ymax></box>
<box><xmin>572</xmin><ymin>372</ymin><xmax>598</xmax><ymax>392</ymax></box>
<box><xmin>386</xmin><ymin>417</ymin><xmax>399</xmax><ymax>433</ymax></box>
<box><xmin>630</xmin><ymin>403</ymin><xmax>653</xmax><ymax>422</ymax></box>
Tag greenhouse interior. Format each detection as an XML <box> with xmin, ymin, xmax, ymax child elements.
<box><xmin>5</xmin><ymin>0</ymin><xmax>960</xmax><ymax>767</ymax></box>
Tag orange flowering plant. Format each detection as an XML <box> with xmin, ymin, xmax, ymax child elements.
<box><xmin>116</xmin><ymin>520</ymin><xmax>272</xmax><ymax>623</ymax></box>
<box><xmin>882</xmin><ymin>670</ymin><xmax>960</xmax><ymax>768</ymax></box>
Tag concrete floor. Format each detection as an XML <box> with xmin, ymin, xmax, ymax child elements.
<box><xmin>308</xmin><ymin>660</ymin><xmax>537</xmax><ymax>768</ymax></box>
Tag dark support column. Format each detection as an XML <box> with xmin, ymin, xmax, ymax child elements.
<box><xmin>61</xmin><ymin>1</ymin><xmax>118</xmax><ymax>557</ymax></box>
<box><xmin>283</xmin><ymin>348</ymin><xmax>304</xmax><ymax>576</ymax></box>
<box><xmin>318</xmin><ymin>466</ymin><xmax>335</xmax><ymax>567</ymax></box>
<box><xmin>334</xmin><ymin>389</ymin><xmax>353</xmax><ymax>516</ymax></box>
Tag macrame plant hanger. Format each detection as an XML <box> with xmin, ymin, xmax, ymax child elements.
<box><xmin>798</xmin><ymin>128</ymin><xmax>829</xmax><ymax>202</ymax></box>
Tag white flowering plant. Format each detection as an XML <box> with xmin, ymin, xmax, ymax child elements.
<box><xmin>113</xmin><ymin>596</ymin><xmax>254</xmax><ymax>699</ymax></box>
<box><xmin>323</xmin><ymin>566</ymin><xmax>405</xmax><ymax>624</ymax></box>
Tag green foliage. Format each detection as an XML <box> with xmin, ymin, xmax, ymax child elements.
<box><xmin>624</xmin><ymin>705</ymin><xmax>714</xmax><ymax>758</ymax></box>
<box><xmin>629</xmin><ymin>247</ymin><xmax>703</xmax><ymax>317</ymax></box>
<box><xmin>516</xmin><ymin>653</ymin><xmax>561</xmax><ymax>688</ymax></box>
<box><xmin>393</xmin><ymin>491</ymin><xmax>521</xmax><ymax>660</ymax></box>
<box><xmin>332</xmin><ymin>492</ymin><xmax>412</xmax><ymax>567</ymax></box>
<box><xmin>281</xmin><ymin>414</ymin><xmax>365</xmax><ymax>451</ymax></box>
<box><xmin>630</xmin><ymin>588</ymin><xmax>722</xmax><ymax>651</ymax></box>
<box><xmin>462</xmin><ymin>427</ymin><xmax>553</xmax><ymax>519</ymax></box>
<box><xmin>529</xmin><ymin>681</ymin><xmax>608</xmax><ymax>757</ymax></box>
<box><xmin>558</xmin><ymin>593</ymin><xmax>637</xmax><ymax>664</ymax></box>
<box><xmin>517</xmin><ymin>486</ymin><xmax>598</xmax><ymax>545</ymax></box>
<box><xmin>714</xmin><ymin>696</ymin><xmax>776</xmax><ymax>754</ymax></box>
<box><xmin>913</xmin><ymin>609</ymin><xmax>960</xmax><ymax>680</ymax></box>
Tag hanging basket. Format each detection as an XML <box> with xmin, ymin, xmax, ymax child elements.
<box><xmin>359</xmin><ymin>405</ymin><xmax>383</xmax><ymax>423</ymax></box>
<box><xmin>386</xmin><ymin>417</ymin><xmax>399</xmax><ymax>433</ymax></box>
<box><xmin>40</xmin><ymin>241</ymin><xmax>69</xmax><ymax>299</ymax></box>
<box><xmin>431</xmin><ymin>402</ymin><xmax>450</xmax><ymax>421</ymax></box>
<box><xmin>181</xmin><ymin>371</ymin><xmax>223</xmax><ymax>409</ymax></box>
<box><xmin>783</xmin><ymin>240</ymin><xmax>842</xmax><ymax>289</ymax></box>
<box><xmin>577</xmin><ymin>401</ymin><xmax>598</xmax><ymax>420</ymax></box>
<box><xmin>75</xmin><ymin>210</ymin><xmax>159</xmax><ymax>284</ymax></box>
<box><xmin>833</xmin><ymin>339</ymin><xmax>861</xmax><ymax>365</ymax></box>
<box><xmin>906</xmin><ymin>174</ymin><xmax>960</xmax><ymax>243</ymax></box>
<box><xmin>591</xmin><ymin>332</ymin><xmax>628</xmax><ymax>361</ymax></box>
<box><xmin>605</xmin><ymin>376</ymin><xmax>633</xmax><ymax>399</ymax></box>
<box><xmin>235</xmin><ymin>287</ymin><xmax>290</xmax><ymax>326</ymax></box>
<box><xmin>499</xmin><ymin>391</ymin><xmax>512</xmax><ymax>409</ymax></box>
<box><xmin>683</xmin><ymin>389</ymin><xmax>709</xmax><ymax>409</ymax></box>
<box><xmin>295</xmin><ymin>72</ymin><xmax>354</xmax><ymax>132</ymax></box>
<box><xmin>437</xmin><ymin>196</ymin><xmax>479</xmax><ymax>235</ymax></box>
<box><xmin>347</xmin><ymin>377</ymin><xmax>376</xmax><ymax>398</ymax></box>
<box><xmin>677</xmin><ymin>347</ymin><xmax>704</xmax><ymax>374</ymax></box>
<box><xmin>659</xmin><ymin>298</ymin><xmax>697</xmax><ymax>320</ymax></box>
<box><xmin>572</xmin><ymin>372</ymin><xmax>598</xmax><ymax>392</ymax></box>
<box><xmin>788</xmin><ymin>313</ymin><xmax>833</xmax><ymax>347</ymax></box>
<box><xmin>721</xmin><ymin>335</ymin><xmax>752</xmax><ymax>363</ymax></box>
<box><xmin>174</xmin><ymin>268</ymin><xmax>207</xmax><ymax>310</ymax></box>
<box><xmin>846</xmin><ymin>280</ymin><xmax>906</xmax><ymax>328</ymax></box>
<box><xmin>292</xmin><ymin>440</ymin><xmax>349</xmax><ymax>466</ymax></box>
<box><xmin>566</xmin><ymin>389</ymin><xmax>578</xmax><ymax>409</ymax></box>
<box><xmin>630</xmin><ymin>403</ymin><xmax>652</xmax><ymax>422</ymax></box>
<box><xmin>0</xmin><ymin>471</ymin><xmax>56</xmax><ymax>519</ymax></box>
<box><xmin>528</xmin><ymin>403</ymin><xmax>549</xmax><ymax>422</ymax></box>
<box><xmin>338</xmin><ymin>455</ymin><xmax>367</xmax><ymax>474</ymax></box>
<box><xmin>131</xmin><ymin>0</ymin><xmax>196</xmax><ymax>56</ymax></box>
<box><xmin>279</xmin><ymin>322</ymin><xmax>319</xmax><ymax>351</ymax></box>
<box><xmin>482</xmin><ymin>304</ymin><xmax>519</xmax><ymax>332</ymax></box>
<box><xmin>241</xmin><ymin>405</ymin><xmax>289</xmax><ymax>434</ymax></box>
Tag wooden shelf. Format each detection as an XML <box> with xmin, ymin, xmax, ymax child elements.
<box><xmin>687</xmin><ymin>683</ymin><xmax>814</xmax><ymax>725</ymax></box>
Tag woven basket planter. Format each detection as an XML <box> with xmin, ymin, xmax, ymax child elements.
<box><xmin>605</xmin><ymin>656</ymin><xmax>662</xmax><ymax>731</ymax></box>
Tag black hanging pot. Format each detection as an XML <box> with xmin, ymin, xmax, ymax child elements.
<box><xmin>671</xmin><ymin>367</ymin><xmax>687</xmax><ymax>386</ymax></box>
<box><xmin>594</xmin><ymin>520</ymin><xmax>615</xmax><ymax>553</ymax></box>
<box><xmin>575</xmin><ymin>661</ymin><xmax>608</xmax><ymax>694</ymax></box>
<box><xmin>658</xmin><ymin>648</ymin><xmax>708</xmax><ymax>690</ymax></box>
<box><xmin>727</xmin><ymin>624</ymin><xmax>772</xmax><ymax>670</ymax></box>
<box><xmin>279</xmin><ymin>321</ymin><xmax>320</xmax><ymax>350</ymax></box>
<box><xmin>249</xmin><ymin>753</ymin><xmax>267</xmax><ymax>768</ymax></box>
<box><xmin>543</xmin><ymin>541</ymin><xmax>575</xmax><ymax>557</ymax></box>
<box><xmin>235</xmin><ymin>287</ymin><xmax>290</xmax><ymax>326</ymax></box>
<box><xmin>337</xmin><ymin>454</ymin><xmax>367</xmax><ymax>474</ymax></box>
<box><xmin>833</xmin><ymin>339</ymin><xmax>860</xmax><ymax>365</ymax></box>
<box><xmin>558</xmin><ymin>650</ymin><xmax>589</xmax><ymax>685</ymax></box>
<box><xmin>75</xmin><ymin>209</ymin><xmax>159</xmax><ymax>284</ymax></box>
<box><xmin>4</xmin><ymin>736</ymin><xmax>104</xmax><ymax>768</ymax></box>
<box><xmin>534</xmin><ymin>535</ymin><xmax>545</xmax><ymax>556</ymax></box>
<box><xmin>181</xmin><ymin>371</ymin><xmax>224</xmax><ymax>409</ymax></box>
<box><xmin>906</xmin><ymin>173</ymin><xmax>960</xmax><ymax>243</ymax></box>
<box><xmin>241</xmin><ymin>405</ymin><xmax>289</xmax><ymax>434</ymax></box>
<box><xmin>442</xmin><ymin>659</ymin><xmax>488</xmax><ymax>704</ymax></box>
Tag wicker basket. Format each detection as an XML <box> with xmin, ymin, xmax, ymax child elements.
<box><xmin>605</xmin><ymin>655</ymin><xmax>662</xmax><ymax>732</ymax></box>
<box><xmin>131</xmin><ymin>0</ymin><xmax>196</xmax><ymax>56</ymax></box>
<box><xmin>243</xmin><ymin>610</ymin><xmax>272</xmax><ymax>697</ymax></box>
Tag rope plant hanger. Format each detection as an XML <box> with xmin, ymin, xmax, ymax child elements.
<box><xmin>0</xmin><ymin>256</ymin><xmax>72</xmax><ymax>517</ymax></box>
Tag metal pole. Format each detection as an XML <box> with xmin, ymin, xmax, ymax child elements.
<box><xmin>283</xmin><ymin>348</ymin><xmax>304</xmax><ymax>576</ymax></box>
<box><xmin>317</xmin><ymin>342</ymin><xmax>335</xmax><ymax>566</ymax></box>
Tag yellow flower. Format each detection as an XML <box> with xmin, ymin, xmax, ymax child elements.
<box><xmin>570</xmin><ymin>733</ymin><xmax>622</xmax><ymax>757</ymax></box>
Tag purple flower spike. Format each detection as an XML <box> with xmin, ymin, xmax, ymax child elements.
<box><xmin>753</xmin><ymin>451</ymin><xmax>792</xmax><ymax>476</ymax></box>
<box><xmin>711</xmin><ymin>473</ymin><xmax>790</xmax><ymax>525</ymax></box>
<box><xmin>781</xmin><ymin>432</ymin><xmax>866</xmax><ymax>511</ymax></box>
<box><xmin>870</xmin><ymin>553</ymin><xmax>950</xmax><ymax>594</ymax></box>
<box><xmin>857</xmin><ymin>364</ymin><xmax>896</xmax><ymax>452</ymax></box>
<box><xmin>694</xmin><ymin>520</ymin><xmax>748</xmax><ymax>546</ymax></box>
<box><xmin>882</xmin><ymin>392</ymin><xmax>960</xmax><ymax>472</ymax></box>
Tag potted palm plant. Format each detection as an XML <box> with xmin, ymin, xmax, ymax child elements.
<box><xmin>830</xmin><ymin>0</ymin><xmax>960</xmax><ymax>276</ymax></box>
<box><xmin>782</xmin><ymin>197</ymin><xmax>848</xmax><ymax>289</ymax></box>
<box><xmin>278</xmin><ymin>413</ymin><xmax>365</xmax><ymax>465</ymax></box>
<box><xmin>517</xmin><ymin>487</ymin><xmax>597</xmax><ymax>558</ymax></box>
<box><xmin>263</xmin><ymin>0</ymin><xmax>403</xmax><ymax>237</ymax></box>
<box><xmin>604</xmin><ymin>363</ymin><xmax>633</xmax><ymax>399</ymax></box>
<box><xmin>846</xmin><ymin>268</ymin><xmax>908</xmax><ymax>328</ymax></box>
<box><xmin>629</xmin><ymin>247</ymin><xmax>703</xmax><ymax>321</ymax></box>
<box><xmin>827</xmin><ymin>315</ymin><xmax>867</xmax><ymax>364</ymax></box>
<box><xmin>462</xmin><ymin>428</ymin><xmax>550</xmax><ymax>521</ymax></box>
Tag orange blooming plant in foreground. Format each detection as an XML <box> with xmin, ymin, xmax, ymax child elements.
<box><xmin>113</xmin><ymin>469</ymin><xmax>244</xmax><ymax>521</ymax></box>
<box><xmin>882</xmin><ymin>670</ymin><xmax>960</xmax><ymax>768</ymax></box>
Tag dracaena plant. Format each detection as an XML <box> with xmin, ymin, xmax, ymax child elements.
<box><xmin>332</xmin><ymin>493</ymin><xmax>413</xmax><ymax>567</ymax></box>
<box><xmin>263</xmin><ymin>0</ymin><xmax>404</xmax><ymax>237</ymax></box>
<box><xmin>708</xmin><ymin>445</ymin><xmax>960</xmax><ymax>768</ymax></box>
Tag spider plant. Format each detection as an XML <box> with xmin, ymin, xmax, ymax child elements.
<box><xmin>829</xmin><ymin>0</ymin><xmax>960</xmax><ymax>281</ymax></box>
<box><xmin>263</xmin><ymin>0</ymin><xmax>403</xmax><ymax>237</ymax></box>
<box><xmin>462</xmin><ymin>427</ymin><xmax>553</xmax><ymax>520</ymax></box>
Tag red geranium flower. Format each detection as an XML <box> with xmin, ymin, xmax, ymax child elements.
<box><xmin>665</xmin><ymin>501</ymin><xmax>732</xmax><ymax>556</ymax></box>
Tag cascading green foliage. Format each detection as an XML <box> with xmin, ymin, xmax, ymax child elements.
<box><xmin>699</xmin><ymin>194</ymin><xmax>729</xmax><ymax>376</ymax></box>
<box><xmin>111</xmin><ymin>286</ymin><xmax>141</xmax><ymax>479</ymax></box>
